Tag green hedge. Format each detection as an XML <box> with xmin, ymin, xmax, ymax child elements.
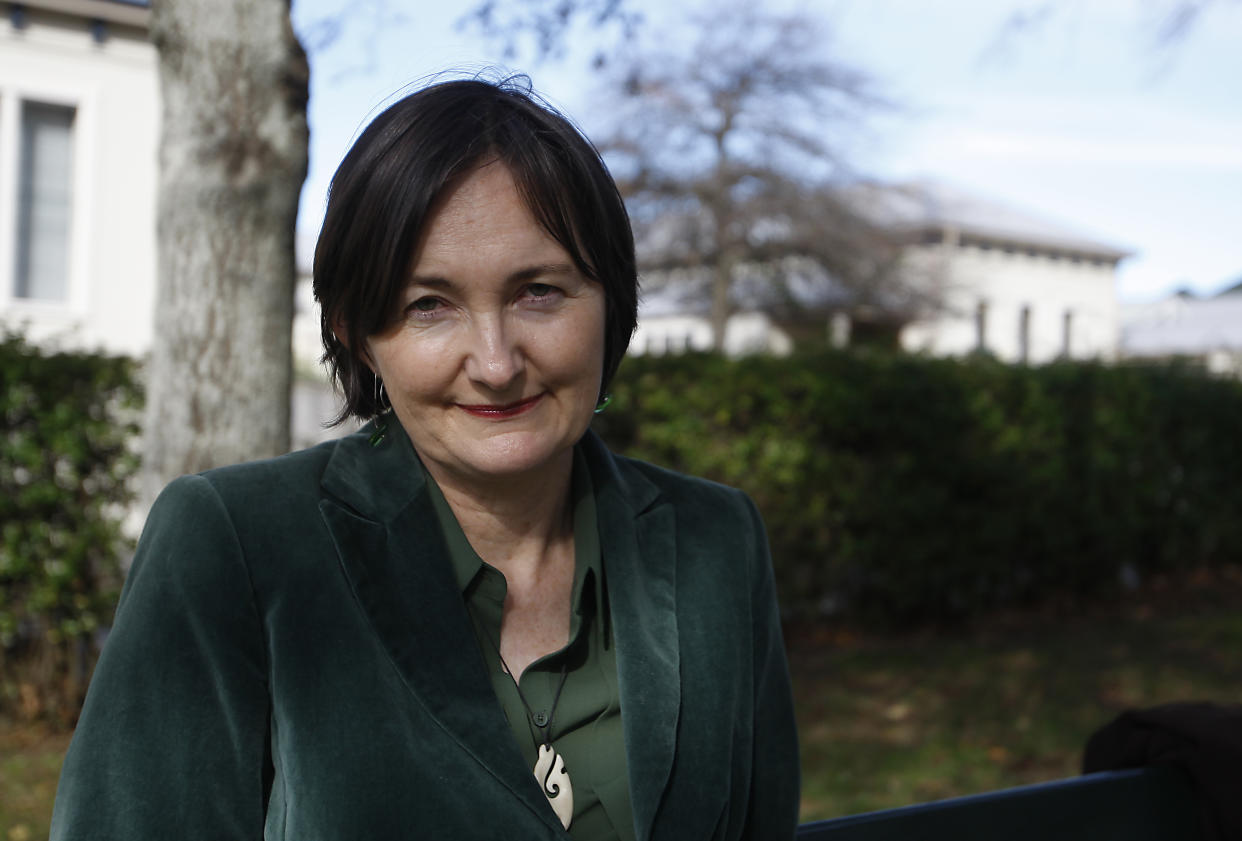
<box><xmin>592</xmin><ymin>350</ymin><xmax>1242</xmax><ymax>627</ymax></box>
<box><xmin>3</xmin><ymin>334</ymin><xmax>1237</xmax><ymax>711</ymax></box>
<box><xmin>0</xmin><ymin>331</ymin><xmax>141</xmax><ymax>723</ymax></box>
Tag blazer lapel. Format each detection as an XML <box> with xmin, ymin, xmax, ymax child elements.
<box><xmin>582</xmin><ymin>433</ymin><xmax>681</xmax><ymax>841</ymax></box>
<box><xmin>319</xmin><ymin>420</ymin><xmax>565</xmax><ymax>836</ymax></box>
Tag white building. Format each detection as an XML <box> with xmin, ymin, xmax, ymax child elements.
<box><xmin>1121</xmin><ymin>282</ymin><xmax>1242</xmax><ymax>376</ymax></box>
<box><xmin>2</xmin><ymin>5</ymin><xmax>346</xmax><ymax>446</ymax></box>
<box><xmin>631</xmin><ymin>290</ymin><xmax>794</xmax><ymax>357</ymax></box>
<box><xmin>631</xmin><ymin>184</ymin><xmax>1130</xmax><ymax>363</ymax></box>
<box><xmin>879</xmin><ymin>184</ymin><xmax>1129</xmax><ymax>363</ymax></box>
<box><xmin>293</xmin><ymin>236</ymin><xmax>358</xmax><ymax>447</ymax></box>
<box><xmin>0</xmin><ymin>0</ymin><xmax>158</xmax><ymax>355</ymax></box>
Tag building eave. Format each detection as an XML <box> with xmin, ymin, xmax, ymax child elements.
<box><xmin>14</xmin><ymin>0</ymin><xmax>150</xmax><ymax>30</ymax></box>
<box><xmin>855</xmin><ymin>181</ymin><xmax>1134</xmax><ymax>264</ymax></box>
<box><xmin>909</xmin><ymin>222</ymin><xmax>1132</xmax><ymax>263</ymax></box>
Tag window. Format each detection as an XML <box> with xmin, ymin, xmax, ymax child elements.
<box><xmin>14</xmin><ymin>101</ymin><xmax>76</xmax><ymax>301</ymax></box>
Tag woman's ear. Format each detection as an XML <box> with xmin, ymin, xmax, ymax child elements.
<box><xmin>333</xmin><ymin>319</ymin><xmax>377</xmax><ymax>374</ymax></box>
<box><xmin>331</xmin><ymin>313</ymin><xmax>351</xmax><ymax>351</ymax></box>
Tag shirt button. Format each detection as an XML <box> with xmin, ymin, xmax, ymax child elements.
<box><xmin>533</xmin><ymin>711</ymin><xmax>549</xmax><ymax>727</ymax></box>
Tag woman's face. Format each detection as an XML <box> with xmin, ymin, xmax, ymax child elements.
<box><xmin>364</xmin><ymin>160</ymin><xmax>606</xmax><ymax>488</ymax></box>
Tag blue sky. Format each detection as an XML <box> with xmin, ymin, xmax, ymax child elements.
<box><xmin>292</xmin><ymin>0</ymin><xmax>1242</xmax><ymax>303</ymax></box>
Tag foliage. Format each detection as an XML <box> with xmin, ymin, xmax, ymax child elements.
<box><xmin>0</xmin><ymin>332</ymin><xmax>141</xmax><ymax>724</ymax></box>
<box><xmin>592</xmin><ymin>350</ymin><xmax>1242</xmax><ymax>626</ymax></box>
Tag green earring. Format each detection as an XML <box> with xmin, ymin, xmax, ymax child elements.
<box><xmin>369</xmin><ymin>417</ymin><xmax>388</xmax><ymax>447</ymax></box>
<box><xmin>594</xmin><ymin>393</ymin><xmax>613</xmax><ymax>414</ymax></box>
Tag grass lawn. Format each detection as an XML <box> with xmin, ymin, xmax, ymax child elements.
<box><xmin>792</xmin><ymin>571</ymin><xmax>1242</xmax><ymax>822</ymax></box>
<box><xmin>0</xmin><ymin>725</ymin><xmax>71</xmax><ymax>841</ymax></box>
<box><xmin>3</xmin><ymin>573</ymin><xmax>1238</xmax><ymax>837</ymax></box>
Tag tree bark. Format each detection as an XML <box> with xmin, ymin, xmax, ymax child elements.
<box><xmin>143</xmin><ymin>0</ymin><xmax>308</xmax><ymax>507</ymax></box>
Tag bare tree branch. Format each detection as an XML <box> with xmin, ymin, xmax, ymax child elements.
<box><xmin>460</xmin><ymin>0</ymin><xmax>641</xmax><ymax>64</ymax></box>
<box><xmin>297</xmin><ymin>0</ymin><xmax>409</xmax><ymax>83</ymax></box>
<box><xmin>990</xmin><ymin>0</ymin><xmax>1240</xmax><ymax>57</ymax></box>
<box><xmin>596</xmin><ymin>4</ymin><xmax>911</xmax><ymax>350</ymax></box>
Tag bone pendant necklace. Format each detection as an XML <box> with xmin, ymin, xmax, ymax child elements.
<box><xmin>534</xmin><ymin>742</ymin><xmax>574</xmax><ymax>829</ymax></box>
<box><xmin>495</xmin><ymin>648</ymin><xmax>574</xmax><ymax>829</ymax></box>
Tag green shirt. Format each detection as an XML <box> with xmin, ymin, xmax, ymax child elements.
<box><xmin>424</xmin><ymin>448</ymin><xmax>636</xmax><ymax>841</ymax></box>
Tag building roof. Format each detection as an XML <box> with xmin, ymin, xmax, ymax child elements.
<box><xmin>858</xmin><ymin>181</ymin><xmax>1133</xmax><ymax>262</ymax></box>
<box><xmin>1122</xmin><ymin>292</ymin><xmax>1242</xmax><ymax>355</ymax></box>
<box><xmin>20</xmin><ymin>0</ymin><xmax>150</xmax><ymax>28</ymax></box>
<box><xmin>1215</xmin><ymin>277</ymin><xmax>1242</xmax><ymax>297</ymax></box>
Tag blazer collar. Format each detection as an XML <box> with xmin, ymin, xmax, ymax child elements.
<box><xmin>319</xmin><ymin>415</ymin><xmax>425</xmax><ymax>524</ymax></box>
<box><xmin>578</xmin><ymin>433</ymin><xmax>681</xmax><ymax>841</ymax></box>
<box><xmin>320</xmin><ymin>420</ymin><xmax>680</xmax><ymax>841</ymax></box>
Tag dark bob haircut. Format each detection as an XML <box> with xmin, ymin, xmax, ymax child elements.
<box><xmin>314</xmin><ymin>76</ymin><xmax>638</xmax><ymax>423</ymax></box>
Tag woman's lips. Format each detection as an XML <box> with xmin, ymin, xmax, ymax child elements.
<box><xmin>456</xmin><ymin>393</ymin><xmax>544</xmax><ymax>419</ymax></box>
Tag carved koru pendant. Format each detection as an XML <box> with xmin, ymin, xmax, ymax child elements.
<box><xmin>534</xmin><ymin>743</ymin><xmax>574</xmax><ymax>829</ymax></box>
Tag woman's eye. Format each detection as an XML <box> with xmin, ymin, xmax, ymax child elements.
<box><xmin>525</xmin><ymin>283</ymin><xmax>558</xmax><ymax>300</ymax></box>
<box><xmin>408</xmin><ymin>297</ymin><xmax>442</xmax><ymax>314</ymax></box>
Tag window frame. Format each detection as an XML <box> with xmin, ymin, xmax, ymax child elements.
<box><xmin>0</xmin><ymin>82</ymin><xmax>95</xmax><ymax>320</ymax></box>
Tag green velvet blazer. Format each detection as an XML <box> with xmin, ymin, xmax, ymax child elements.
<box><xmin>50</xmin><ymin>423</ymin><xmax>800</xmax><ymax>841</ymax></box>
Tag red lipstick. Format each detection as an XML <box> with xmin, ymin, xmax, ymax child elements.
<box><xmin>457</xmin><ymin>393</ymin><xmax>544</xmax><ymax>419</ymax></box>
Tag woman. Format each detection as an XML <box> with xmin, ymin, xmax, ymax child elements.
<box><xmin>51</xmin><ymin>77</ymin><xmax>799</xmax><ymax>841</ymax></box>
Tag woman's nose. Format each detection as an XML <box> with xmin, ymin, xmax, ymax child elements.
<box><xmin>463</xmin><ymin>315</ymin><xmax>524</xmax><ymax>390</ymax></box>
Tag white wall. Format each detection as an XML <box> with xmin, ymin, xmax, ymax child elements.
<box><xmin>1121</xmin><ymin>291</ymin><xmax>1242</xmax><ymax>376</ymax></box>
<box><xmin>0</xmin><ymin>8</ymin><xmax>158</xmax><ymax>355</ymax></box>
<box><xmin>900</xmin><ymin>239</ymin><xmax>1120</xmax><ymax>363</ymax></box>
<box><xmin>631</xmin><ymin>310</ymin><xmax>793</xmax><ymax>357</ymax></box>
<box><xmin>291</xmin><ymin>270</ymin><xmax>360</xmax><ymax>446</ymax></box>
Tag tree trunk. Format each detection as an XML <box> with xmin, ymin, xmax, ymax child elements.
<box><xmin>143</xmin><ymin>0</ymin><xmax>308</xmax><ymax>508</ymax></box>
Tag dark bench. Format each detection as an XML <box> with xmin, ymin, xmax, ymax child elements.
<box><xmin>796</xmin><ymin>766</ymin><xmax>1201</xmax><ymax>840</ymax></box>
